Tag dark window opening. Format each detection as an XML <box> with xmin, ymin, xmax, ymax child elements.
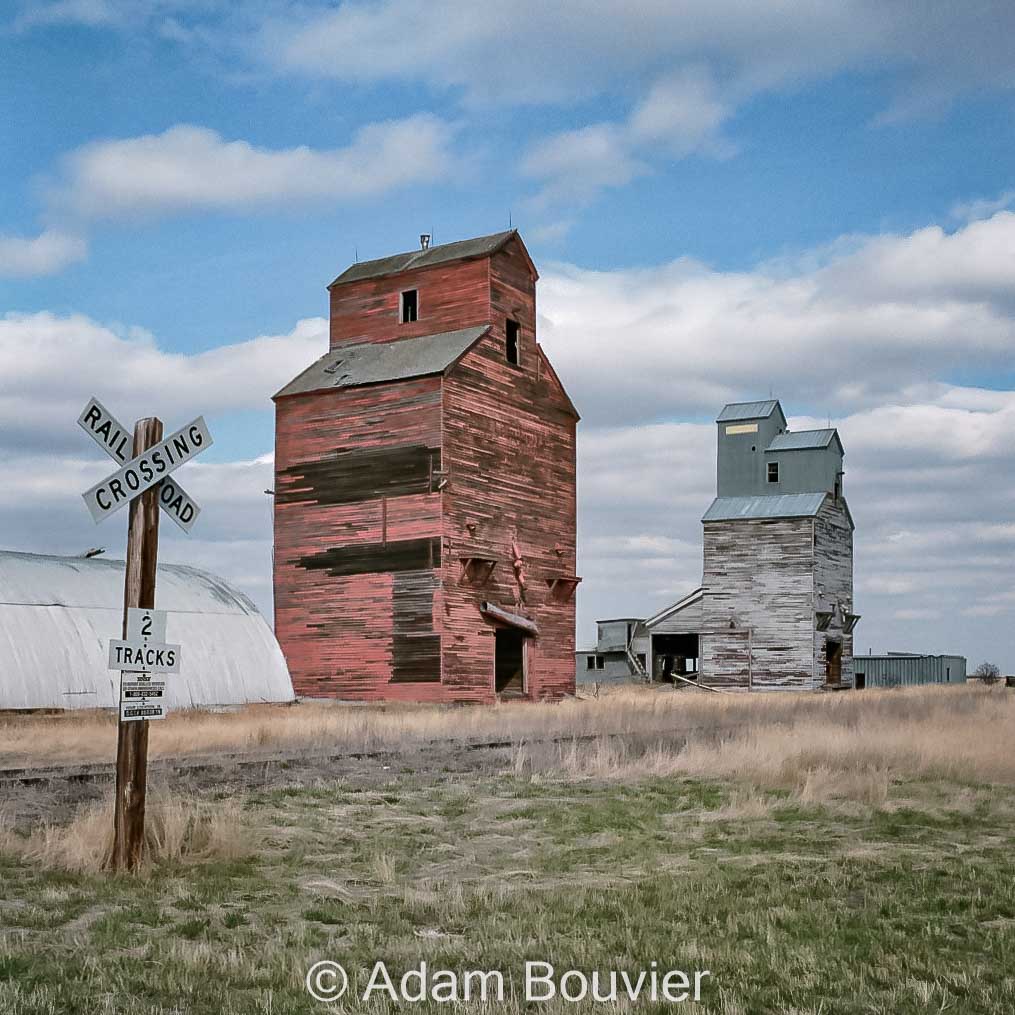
<box><xmin>855</xmin><ymin>672</ymin><xmax>866</xmax><ymax>690</ymax></box>
<box><xmin>586</xmin><ymin>656</ymin><xmax>595</xmax><ymax>670</ymax></box>
<box><xmin>595</xmin><ymin>655</ymin><xmax>605</xmax><ymax>670</ymax></box>
<box><xmin>506</xmin><ymin>319</ymin><xmax>520</xmax><ymax>365</ymax></box>
<box><xmin>767</xmin><ymin>461</ymin><xmax>780</xmax><ymax>483</ymax></box>
<box><xmin>400</xmin><ymin>289</ymin><xmax>418</xmax><ymax>323</ymax></box>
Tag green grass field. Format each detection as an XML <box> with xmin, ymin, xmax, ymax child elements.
<box><xmin>2</xmin><ymin>761</ymin><xmax>1014</xmax><ymax>1014</ymax></box>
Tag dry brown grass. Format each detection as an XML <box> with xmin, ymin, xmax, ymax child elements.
<box><xmin>2</xmin><ymin>683</ymin><xmax>1012</xmax><ymax>791</ymax></box>
<box><xmin>0</xmin><ymin>791</ymin><xmax>249</xmax><ymax>873</ymax></box>
<box><xmin>510</xmin><ymin>683</ymin><xmax>1015</xmax><ymax>801</ymax></box>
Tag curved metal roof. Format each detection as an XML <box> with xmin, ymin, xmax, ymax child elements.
<box><xmin>0</xmin><ymin>550</ymin><xmax>293</xmax><ymax>711</ymax></box>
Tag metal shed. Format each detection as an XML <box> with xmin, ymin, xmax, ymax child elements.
<box><xmin>852</xmin><ymin>653</ymin><xmax>966</xmax><ymax>689</ymax></box>
<box><xmin>0</xmin><ymin>549</ymin><xmax>294</xmax><ymax>711</ymax></box>
<box><xmin>576</xmin><ymin>618</ymin><xmax>648</xmax><ymax>682</ymax></box>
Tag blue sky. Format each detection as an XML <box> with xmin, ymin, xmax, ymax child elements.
<box><xmin>2</xmin><ymin>1</ymin><xmax>1014</xmax><ymax>669</ymax></box>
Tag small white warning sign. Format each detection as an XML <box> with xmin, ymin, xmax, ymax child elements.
<box><xmin>112</xmin><ymin>608</ymin><xmax>179</xmax><ymax>722</ymax></box>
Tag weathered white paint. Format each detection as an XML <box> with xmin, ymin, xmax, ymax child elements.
<box><xmin>700</xmin><ymin>496</ymin><xmax>854</xmax><ymax>690</ymax></box>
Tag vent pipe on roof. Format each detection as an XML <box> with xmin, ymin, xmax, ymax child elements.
<box><xmin>419</xmin><ymin>233</ymin><xmax>431</xmax><ymax>250</ymax></box>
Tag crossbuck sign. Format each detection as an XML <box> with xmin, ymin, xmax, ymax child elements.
<box><xmin>79</xmin><ymin>398</ymin><xmax>211</xmax><ymax>528</ymax></box>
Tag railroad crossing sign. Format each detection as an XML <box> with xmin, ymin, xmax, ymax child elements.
<box><xmin>78</xmin><ymin>398</ymin><xmax>203</xmax><ymax>532</ymax></box>
<box><xmin>79</xmin><ymin>399</ymin><xmax>211</xmax><ymax>526</ymax></box>
<box><xmin>112</xmin><ymin>608</ymin><xmax>177</xmax><ymax>722</ymax></box>
<box><xmin>76</xmin><ymin>400</ymin><xmax>213</xmax><ymax>870</ymax></box>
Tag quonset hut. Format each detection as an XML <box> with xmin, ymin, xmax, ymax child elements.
<box><xmin>273</xmin><ymin>230</ymin><xmax>580</xmax><ymax>703</ymax></box>
<box><xmin>0</xmin><ymin>550</ymin><xmax>293</xmax><ymax>711</ymax></box>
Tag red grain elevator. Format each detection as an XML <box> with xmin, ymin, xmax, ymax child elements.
<box><xmin>273</xmin><ymin>230</ymin><xmax>580</xmax><ymax>703</ymax></box>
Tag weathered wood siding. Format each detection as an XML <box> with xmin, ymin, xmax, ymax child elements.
<box><xmin>273</xmin><ymin>377</ymin><xmax>445</xmax><ymax>700</ymax></box>
<box><xmin>275</xmin><ymin>235</ymin><xmax>577</xmax><ymax>703</ymax></box>
<box><xmin>701</xmin><ymin>517</ymin><xmax>817</xmax><ymax>689</ymax></box>
<box><xmin>650</xmin><ymin>597</ymin><xmax>703</xmax><ymax>635</ymax></box>
<box><xmin>813</xmin><ymin>498</ymin><xmax>854</xmax><ymax>686</ymax></box>
<box><xmin>441</xmin><ymin>243</ymin><xmax>578</xmax><ymax>702</ymax></box>
<box><xmin>329</xmin><ymin>258</ymin><xmax>491</xmax><ymax>348</ymax></box>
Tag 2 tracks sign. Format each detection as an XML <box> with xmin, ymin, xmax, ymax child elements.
<box><xmin>111</xmin><ymin>608</ymin><xmax>180</xmax><ymax>722</ymax></box>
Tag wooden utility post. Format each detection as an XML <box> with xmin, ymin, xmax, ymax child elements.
<box><xmin>78</xmin><ymin>399</ymin><xmax>212</xmax><ymax>871</ymax></box>
<box><xmin>110</xmin><ymin>417</ymin><xmax>162</xmax><ymax>872</ymax></box>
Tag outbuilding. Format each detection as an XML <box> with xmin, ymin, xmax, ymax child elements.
<box><xmin>0</xmin><ymin>549</ymin><xmax>293</xmax><ymax>711</ymax></box>
<box><xmin>576</xmin><ymin>618</ymin><xmax>649</xmax><ymax>682</ymax></box>
<box><xmin>852</xmin><ymin>653</ymin><xmax>966</xmax><ymax>689</ymax></box>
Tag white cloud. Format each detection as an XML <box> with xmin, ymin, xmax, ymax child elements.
<box><xmin>264</xmin><ymin>2</ymin><xmax>891</xmax><ymax>105</ymax></box>
<box><xmin>537</xmin><ymin>209</ymin><xmax>1015</xmax><ymax>426</ymax></box>
<box><xmin>48</xmin><ymin>118</ymin><xmax>458</xmax><ymax>220</ymax></box>
<box><xmin>628</xmin><ymin>67</ymin><xmax>734</xmax><ymax>157</ymax></box>
<box><xmin>522</xmin><ymin>124</ymin><xmax>649</xmax><ymax>205</ymax></box>
<box><xmin>527</xmin><ymin>219</ymin><xmax>575</xmax><ymax>245</ymax></box>
<box><xmin>950</xmin><ymin>189</ymin><xmax>1015</xmax><ymax>223</ymax></box>
<box><xmin>0</xmin><ymin>311</ymin><xmax>327</xmax><ymax>451</ymax></box>
<box><xmin>260</xmin><ymin>2</ymin><xmax>1015</xmax><ymax>208</ymax></box>
<box><xmin>524</xmin><ymin>66</ymin><xmax>735</xmax><ymax>205</ymax></box>
<box><xmin>0</xmin><ymin>230</ymin><xmax>86</xmax><ymax>277</ymax></box>
<box><xmin>25</xmin><ymin>1</ymin><xmax>1015</xmax><ymax>115</ymax></box>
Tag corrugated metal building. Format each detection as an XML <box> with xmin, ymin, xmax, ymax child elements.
<box><xmin>273</xmin><ymin>230</ymin><xmax>580</xmax><ymax>703</ymax></box>
<box><xmin>852</xmin><ymin>653</ymin><xmax>966</xmax><ymax>688</ymax></box>
<box><xmin>0</xmin><ymin>550</ymin><xmax>293</xmax><ymax>711</ymax></box>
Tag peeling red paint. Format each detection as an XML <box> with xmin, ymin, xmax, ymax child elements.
<box><xmin>274</xmin><ymin>234</ymin><xmax>578</xmax><ymax>703</ymax></box>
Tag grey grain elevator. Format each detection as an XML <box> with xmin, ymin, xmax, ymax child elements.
<box><xmin>700</xmin><ymin>400</ymin><xmax>858</xmax><ymax>690</ymax></box>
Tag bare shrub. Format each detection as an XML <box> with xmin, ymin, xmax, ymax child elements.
<box><xmin>0</xmin><ymin>790</ymin><xmax>250</xmax><ymax>874</ymax></box>
<box><xmin>974</xmin><ymin>661</ymin><xmax>1001</xmax><ymax>685</ymax></box>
